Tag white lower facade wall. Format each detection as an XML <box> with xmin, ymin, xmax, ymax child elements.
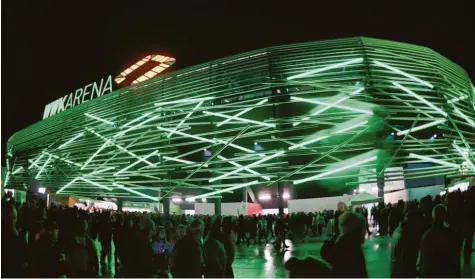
<box><xmin>287</xmin><ymin>195</ymin><xmax>354</xmax><ymax>213</ymax></box>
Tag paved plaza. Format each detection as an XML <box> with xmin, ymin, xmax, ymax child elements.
<box><xmin>99</xmin><ymin>233</ymin><xmax>475</xmax><ymax>278</ymax></box>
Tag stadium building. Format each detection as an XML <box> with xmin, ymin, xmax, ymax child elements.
<box><xmin>4</xmin><ymin>37</ymin><xmax>475</xmax><ymax>212</ymax></box>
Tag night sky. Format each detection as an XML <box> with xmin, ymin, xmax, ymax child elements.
<box><xmin>2</xmin><ymin>1</ymin><xmax>475</xmax><ymax>164</ymax></box>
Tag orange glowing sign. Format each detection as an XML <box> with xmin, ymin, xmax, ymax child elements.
<box><xmin>115</xmin><ymin>54</ymin><xmax>176</xmax><ymax>87</ymax></box>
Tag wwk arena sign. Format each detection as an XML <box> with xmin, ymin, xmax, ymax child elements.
<box><xmin>43</xmin><ymin>75</ymin><xmax>113</xmax><ymax>119</ymax></box>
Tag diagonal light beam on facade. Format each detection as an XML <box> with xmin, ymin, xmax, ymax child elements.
<box><xmin>168</xmin><ymin>101</ymin><xmax>204</xmax><ymax>138</ymax></box>
<box><xmin>81</xmin><ymin>140</ymin><xmax>111</xmax><ymax>169</ymax></box>
<box><xmin>85</xmin><ymin>113</ymin><xmax>115</xmax><ymax>125</ymax></box>
<box><xmin>113</xmin><ymin>183</ymin><xmax>159</xmax><ymax>202</ymax></box>
<box><xmin>291</xmin><ymin>96</ymin><xmax>373</xmax><ymax>115</ymax></box>
<box><xmin>186</xmin><ymin>180</ymin><xmax>260</xmax><ymax>201</ymax></box>
<box><xmin>289</xmin><ymin>120</ymin><xmax>368</xmax><ymax>150</ymax></box>
<box><xmin>35</xmin><ymin>155</ymin><xmax>52</xmax><ymax>179</ymax></box>
<box><xmin>453</xmin><ymin>107</ymin><xmax>475</xmax><ymax>128</ymax></box>
<box><xmin>56</xmin><ymin>178</ymin><xmax>79</xmax><ymax>194</ymax></box>
<box><xmin>79</xmin><ymin>177</ymin><xmax>113</xmax><ymax>191</ymax></box>
<box><xmin>203</xmin><ymin>111</ymin><xmax>276</xmax><ymax>128</ymax></box>
<box><xmin>217</xmin><ymin>99</ymin><xmax>268</xmax><ymax>127</ymax></box>
<box><xmin>293</xmin><ymin>87</ymin><xmax>365</xmax><ymax>126</ymax></box>
<box><xmin>209</xmin><ymin>151</ymin><xmax>285</xmax><ymax>183</ymax></box>
<box><xmin>287</xmin><ymin>58</ymin><xmax>363</xmax><ymax>80</ymax></box>
<box><xmin>163</xmin><ymin>156</ymin><xmax>197</xmax><ymax>165</ymax></box>
<box><xmin>154</xmin><ymin>97</ymin><xmax>213</xmax><ymax>107</ymax></box>
<box><xmin>42</xmin><ymin>151</ymin><xmax>83</xmax><ymax>167</ymax></box>
<box><xmin>114</xmin><ymin>115</ymin><xmax>160</xmax><ymax>138</ymax></box>
<box><xmin>114</xmin><ymin>150</ymin><xmax>159</xmax><ymax>176</ymax></box>
<box><xmin>294</xmin><ymin>155</ymin><xmax>377</xmax><ymax>185</ymax></box>
<box><xmin>374</xmin><ymin>60</ymin><xmax>434</xmax><ymax>88</ymax></box>
<box><xmin>12</xmin><ymin>167</ymin><xmax>24</xmax><ymax>175</ymax></box>
<box><xmin>408</xmin><ymin>153</ymin><xmax>460</xmax><ymax>168</ymax></box>
<box><xmin>218</xmin><ymin>155</ymin><xmax>271</xmax><ymax>181</ymax></box>
<box><xmin>393</xmin><ymin>82</ymin><xmax>447</xmax><ymax>117</ymax></box>
<box><xmin>396</xmin><ymin>119</ymin><xmax>446</xmax><ymax>136</ymax></box>
<box><xmin>58</xmin><ymin>132</ymin><xmax>84</xmax><ymax>150</ymax></box>
<box><xmin>29</xmin><ymin>154</ymin><xmax>45</xmax><ymax>170</ymax></box>
<box><xmin>452</xmin><ymin>144</ymin><xmax>475</xmax><ymax>170</ymax></box>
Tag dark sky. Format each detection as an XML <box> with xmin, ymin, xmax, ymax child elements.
<box><xmin>2</xmin><ymin>0</ymin><xmax>475</xmax><ymax>164</ymax></box>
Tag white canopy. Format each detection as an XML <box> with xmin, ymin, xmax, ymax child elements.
<box><xmin>350</xmin><ymin>191</ymin><xmax>383</xmax><ymax>206</ymax></box>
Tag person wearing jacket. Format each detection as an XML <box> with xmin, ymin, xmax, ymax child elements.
<box><xmin>204</xmin><ymin>216</ymin><xmax>227</xmax><ymax>278</ymax></box>
<box><xmin>325</xmin><ymin>211</ymin><xmax>368</xmax><ymax>278</ymax></box>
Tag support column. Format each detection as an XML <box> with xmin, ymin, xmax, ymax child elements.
<box><xmin>117</xmin><ymin>199</ymin><xmax>124</xmax><ymax>212</ymax></box>
<box><xmin>278</xmin><ymin>182</ymin><xmax>284</xmax><ymax>215</ymax></box>
<box><xmin>163</xmin><ymin>198</ymin><xmax>170</xmax><ymax>218</ymax></box>
<box><xmin>376</xmin><ymin>162</ymin><xmax>385</xmax><ymax>199</ymax></box>
<box><xmin>214</xmin><ymin>198</ymin><xmax>221</xmax><ymax>216</ymax></box>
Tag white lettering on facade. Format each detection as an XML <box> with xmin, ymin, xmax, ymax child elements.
<box><xmin>43</xmin><ymin>75</ymin><xmax>113</xmax><ymax>119</ymax></box>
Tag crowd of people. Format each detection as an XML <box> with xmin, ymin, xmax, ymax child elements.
<box><xmin>2</xmin><ymin>185</ymin><xmax>474</xmax><ymax>278</ymax></box>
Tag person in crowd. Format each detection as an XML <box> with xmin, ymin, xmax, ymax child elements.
<box><xmin>236</xmin><ymin>215</ymin><xmax>249</xmax><ymax>246</ymax></box>
<box><xmin>165</xmin><ymin>220</ymin><xmax>174</xmax><ymax>242</ymax></box>
<box><xmin>29</xmin><ymin>220</ymin><xmax>67</xmax><ymax>277</ymax></box>
<box><xmin>266</xmin><ymin>214</ymin><xmax>274</xmax><ymax>237</ymax></box>
<box><xmin>324</xmin><ymin>211</ymin><xmax>367</xmax><ymax>278</ymax></box>
<box><xmin>172</xmin><ymin>224</ymin><xmax>186</xmax><ymax>245</ymax></box>
<box><xmin>420</xmin><ymin>204</ymin><xmax>459</xmax><ymax>278</ymax></box>
<box><xmin>113</xmin><ymin>213</ymin><xmax>125</xmax><ymax>274</ymax></box>
<box><xmin>257</xmin><ymin>215</ymin><xmax>268</xmax><ymax>244</ymax></box>
<box><xmin>273</xmin><ymin>215</ymin><xmax>289</xmax><ymax>251</ymax></box>
<box><xmin>151</xmin><ymin>226</ymin><xmax>173</xmax><ymax>278</ymax></box>
<box><xmin>171</xmin><ymin>218</ymin><xmax>206</xmax><ymax>278</ymax></box>
<box><xmin>389</xmin><ymin>200</ymin><xmax>405</xmax><ymax>236</ymax></box>
<box><xmin>69</xmin><ymin>219</ymin><xmax>99</xmax><ymax>277</ymax></box>
<box><xmin>463</xmin><ymin>186</ymin><xmax>475</xmax><ymax>264</ymax></box>
<box><xmin>285</xmin><ymin>256</ymin><xmax>333</xmax><ymax>278</ymax></box>
<box><xmin>204</xmin><ymin>216</ymin><xmax>227</xmax><ymax>278</ymax></box>
<box><xmin>2</xmin><ymin>202</ymin><xmax>28</xmax><ymax>278</ymax></box>
<box><xmin>98</xmin><ymin>211</ymin><xmax>113</xmax><ymax>271</ymax></box>
<box><xmin>221</xmin><ymin>216</ymin><xmax>236</xmax><ymax>278</ymax></box>
<box><xmin>390</xmin><ymin>201</ymin><xmax>422</xmax><ymax>278</ymax></box>
<box><xmin>248</xmin><ymin>214</ymin><xmax>258</xmax><ymax>245</ymax></box>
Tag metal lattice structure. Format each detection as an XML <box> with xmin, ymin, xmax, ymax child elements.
<box><xmin>5</xmin><ymin>37</ymin><xmax>475</xmax><ymax>202</ymax></box>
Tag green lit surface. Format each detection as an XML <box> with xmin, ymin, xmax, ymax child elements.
<box><xmin>5</xmin><ymin>37</ymin><xmax>475</xmax><ymax>199</ymax></box>
<box><xmin>94</xmin><ymin>234</ymin><xmax>475</xmax><ymax>278</ymax></box>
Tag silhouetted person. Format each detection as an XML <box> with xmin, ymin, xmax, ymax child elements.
<box><xmin>204</xmin><ymin>216</ymin><xmax>227</xmax><ymax>278</ymax></box>
<box><xmin>69</xmin><ymin>219</ymin><xmax>99</xmax><ymax>277</ymax></box>
<box><xmin>420</xmin><ymin>204</ymin><xmax>459</xmax><ymax>278</ymax></box>
<box><xmin>171</xmin><ymin>218</ymin><xmax>206</xmax><ymax>278</ymax></box>
<box><xmin>236</xmin><ymin>215</ymin><xmax>248</xmax><ymax>246</ymax></box>
<box><xmin>390</xmin><ymin>202</ymin><xmax>422</xmax><ymax>278</ymax></box>
<box><xmin>325</xmin><ymin>211</ymin><xmax>368</xmax><ymax>278</ymax></box>
<box><xmin>2</xmin><ymin>202</ymin><xmax>27</xmax><ymax>278</ymax></box>
<box><xmin>221</xmin><ymin>216</ymin><xmax>236</xmax><ymax>278</ymax></box>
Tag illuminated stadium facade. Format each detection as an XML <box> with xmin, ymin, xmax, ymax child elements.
<box><xmin>5</xmin><ymin>37</ymin><xmax>475</xmax><ymax>203</ymax></box>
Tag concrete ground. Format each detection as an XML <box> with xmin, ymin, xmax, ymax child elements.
<box><xmin>99</xmin><ymin>233</ymin><xmax>475</xmax><ymax>278</ymax></box>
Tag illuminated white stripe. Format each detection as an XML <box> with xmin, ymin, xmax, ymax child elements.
<box><xmin>114</xmin><ymin>115</ymin><xmax>159</xmax><ymax>138</ymax></box>
<box><xmin>121</xmin><ymin>111</ymin><xmax>155</xmax><ymax>128</ymax></box>
<box><xmin>113</xmin><ymin>183</ymin><xmax>159</xmax><ymax>201</ymax></box>
<box><xmin>81</xmin><ymin>140</ymin><xmax>110</xmax><ymax>169</ymax></box>
<box><xmin>168</xmin><ymin>101</ymin><xmax>204</xmax><ymax>137</ymax></box>
<box><xmin>396</xmin><ymin>119</ymin><xmax>446</xmax><ymax>136</ymax></box>
<box><xmin>186</xmin><ymin>180</ymin><xmax>259</xmax><ymax>201</ymax></box>
<box><xmin>288</xmin><ymin>58</ymin><xmax>363</xmax><ymax>80</ymax></box>
<box><xmin>409</xmin><ymin>153</ymin><xmax>459</xmax><ymax>168</ymax></box>
<box><xmin>85</xmin><ymin>113</ymin><xmax>115</xmax><ymax>125</ymax></box>
<box><xmin>210</xmin><ymin>151</ymin><xmax>284</xmax><ymax>183</ymax></box>
<box><xmin>289</xmin><ymin>120</ymin><xmax>368</xmax><ymax>150</ymax></box>
<box><xmin>154</xmin><ymin>97</ymin><xmax>213</xmax><ymax>107</ymax></box>
<box><xmin>217</xmin><ymin>99</ymin><xmax>268</xmax><ymax>127</ymax></box>
<box><xmin>29</xmin><ymin>154</ymin><xmax>44</xmax><ymax>170</ymax></box>
<box><xmin>43</xmin><ymin>151</ymin><xmax>82</xmax><ymax>167</ymax></box>
<box><xmin>79</xmin><ymin>177</ymin><xmax>112</xmax><ymax>191</ymax></box>
<box><xmin>163</xmin><ymin>156</ymin><xmax>196</xmax><ymax>165</ymax></box>
<box><xmin>452</xmin><ymin>144</ymin><xmax>475</xmax><ymax>170</ymax></box>
<box><xmin>35</xmin><ymin>155</ymin><xmax>52</xmax><ymax>179</ymax></box>
<box><xmin>114</xmin><ymin>151</ymin><xmax>159</xmax><ymax>176</ymax></box>
<box><xmin>294</xmin><ymin>88</ymin><xmax>365</xmax><ymax>126</ymax></box>
<box><xmin>56</xmin><ymin>177</ymin><xmax>79</xmax><ymax>194</ymax></box>
<box><xmin>453</xmin><ymin>107</ymin><xmax>475</xmax><ymax>128</ymax></box>
<box><xmin>204</xmin><ymin>111</ymin><xmax>275</xmax><ymax>128</ymax></box>
<box><xmin>58</xmin><ymin>132</ymin><xmax>83</xmax><ymax>150</ymax></box>
<box><xmin>291</xmin><ymin>96</ymin><xmax>373</xmax><ymax>115</ymax></box>
<box><xmin>393</xmin><ymin>82</ymin><xmax>447</xmax><ymax>117</ymax></box>
<box><xmin>12</xmin><ymin>167</ymin><xmax>24</xmax><ymax>175</ymax></box>
<box><xmin>294</xmin><ymin>156</ymin><xmax>377</xmax><ymax>185</ymax></box>
<box><xmin>375</xmin><ymin>60</ymin><xmax>434</xmax><ymax>88</ymax></box>
<box><xmin>218</xmin><ymin>155</ymin><xmax>271</xmax><ymax>180</ymax></box>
